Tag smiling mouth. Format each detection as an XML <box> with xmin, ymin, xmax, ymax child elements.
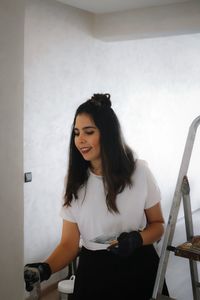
<box><xmin>80</xmin><ymin>147</ymin><xmax>92</xmax><ymax>154</ymax></box>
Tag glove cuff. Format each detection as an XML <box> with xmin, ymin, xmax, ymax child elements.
<box><xmin>38</xmin><ymin>262</ymin><xmax>52</xmax><ymax>282</ymax></box>
<box><xmin>129</xmin><ymin>231</ymin><xmax>143</xmax><ymax>248</ymax></box>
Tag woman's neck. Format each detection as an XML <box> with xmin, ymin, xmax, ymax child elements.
<box><xmin>90</xmin><ymin>162</ymin><xmax>102</xmax><ymax>175</ymax></box>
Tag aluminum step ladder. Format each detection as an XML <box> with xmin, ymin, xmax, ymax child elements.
<box><xmin>151</xmin><ymin>115</ymin><xmax>200</xmax><ymax>300</ymax></box>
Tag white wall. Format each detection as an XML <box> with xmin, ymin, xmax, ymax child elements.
<box><xmin>24</xmin><ymin>0</ymin><xmax>200</xmax><ymax>292</ymax></box>
<box><xmin>0</xmin><ymin>0</ymin><xmax>25</xmax><ymax>299</ymax></box>
<box><xmin>24</xmin><ymin>0</ymin><xmax>98</xmax><ymax>290</ymax></box>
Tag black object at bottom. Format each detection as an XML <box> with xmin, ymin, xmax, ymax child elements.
<box><xmin>70</xmin><ymin>244</ymin><xmax>169</xmax><ymax>300</ymax></box>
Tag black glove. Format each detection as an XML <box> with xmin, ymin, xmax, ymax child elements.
<box><xmin>24</xmin><ymin>262</ymin><xmax>52</xmax><ymax>292</ymax></box>
<box><xmin>108</xmin><ymin>231</ymin><xmax>143</xmax><ymax>257</ymax></box>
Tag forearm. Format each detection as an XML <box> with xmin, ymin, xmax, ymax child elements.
<box><xmin>140</xmin><ymin>222</ymin><xmax>164</xmax><ymax>245</ymax></box>
<box><xmin>45</xmin><ymin>242</ymin><xmax>79</xmax><ymax>274</ymax></box>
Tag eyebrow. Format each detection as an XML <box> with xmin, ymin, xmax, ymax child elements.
<box><xmin>74</xmin><ymin>126</ymin><xmax>96</xmax><ymax>131</ymax></box>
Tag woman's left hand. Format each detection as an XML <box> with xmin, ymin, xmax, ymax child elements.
<box><xmin>107</xmin><ymin>231</ymin><xmax>143</xmax><ymax>257</ymax></box>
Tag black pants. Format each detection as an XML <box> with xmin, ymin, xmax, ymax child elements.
<box><xmin>71</xmin><ymin>244</ymin><xmax>169</xmax><ymax>300</ymax></box>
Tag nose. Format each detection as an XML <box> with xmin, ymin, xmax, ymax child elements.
<box><xmin>77</xmin><ymin>133</ymin><xmax>86</xmax><ymax>144</ymax></box>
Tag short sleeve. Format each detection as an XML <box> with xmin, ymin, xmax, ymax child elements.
<box><xmin>60</xmin><ymin>204</ymin><xmax>77</xmax><ymax>223</ymax></box>
<box><xmin>143</xmin><ymin>161</ymin><xmax>161</xmax><ymax>209</ymax></box>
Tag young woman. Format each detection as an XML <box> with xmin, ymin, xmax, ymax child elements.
<box><xmin>25</xmin><ymin>93</ymin><xmax>169</xmax><ymax>299</ymax></box>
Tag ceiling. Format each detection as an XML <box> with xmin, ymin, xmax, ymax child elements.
<box><xmin>56</xmin><ymin>0</ymin><xmax>191</xmax><ymax>14</ymax></box>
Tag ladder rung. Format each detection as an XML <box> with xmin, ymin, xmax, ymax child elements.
<box><xmin>171</xmin><ymin>239</ymin><xmax>200</xmax><ymax>261</ymax></box>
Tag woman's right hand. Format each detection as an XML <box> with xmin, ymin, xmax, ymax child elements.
<box><xmin>24</xmin><ymin>262</ymin><xmax>52</xmax><ymax>291</ymax></box>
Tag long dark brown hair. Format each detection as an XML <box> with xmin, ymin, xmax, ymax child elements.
<box><xmin>64</xmin><ymin>93</ymin><xmax>136</xmax><ymax>213</ymax></box>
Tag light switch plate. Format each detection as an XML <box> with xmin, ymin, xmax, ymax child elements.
<box><xmin>24</xmin><ymin>172</ymin><xmax>32</xmax><ymax>182</ymax></box>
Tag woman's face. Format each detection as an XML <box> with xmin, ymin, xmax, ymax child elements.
<box><xmin>74</xmin><ymin>113</ymin><xmax>101</xmax><ymax>166</ymax></box>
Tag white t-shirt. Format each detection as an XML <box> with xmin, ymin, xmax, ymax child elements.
<box><xmin>60</xmin><ymin>159</ymin><xmax>161</xmax><ymax>250</ymax></box>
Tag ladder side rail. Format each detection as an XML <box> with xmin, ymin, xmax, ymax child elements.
<box><xmin>182</xmin><ymin>177</ymin><xmax>195</xmax><ymax>241</ymax></box>
<box><xmin>152</xmin><ymin>193</ymin><xmax>182</xmax><ymax>298</ymax></box>
<box><xmin>151</xmin><ymin>116</ymin><xmax>200</xmax><ymax>299</ymax></box>
<box><xmin>182</xmin><ymin>179</ymin><xmax>200</xmax><ymax>300</ymax></box>
<box><xmin>189</xmin><ymin>260</ymin><xmax>200</xmax><ymax>300</ymax></box>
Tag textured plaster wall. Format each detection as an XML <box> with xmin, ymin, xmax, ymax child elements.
<box><xmin>24</xmin><ymin>0</ymin><xmax>100</xmax><ymax>290</ymax></box>
<box><xmin>24</xmin><ymin>0</ymin><xmax>200</xmax><ymax>291</ymax></box>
